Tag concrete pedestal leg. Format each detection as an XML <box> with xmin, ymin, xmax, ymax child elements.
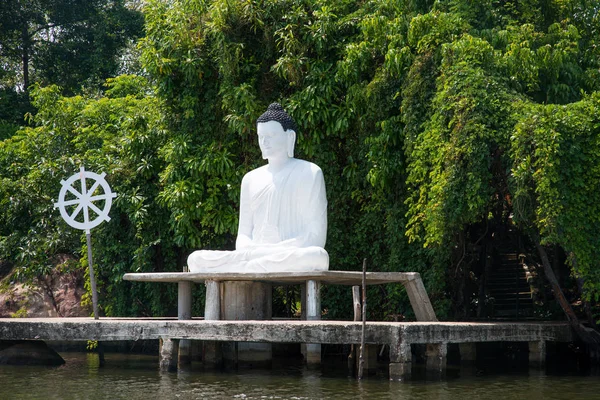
<box><xmin>389</xmin><ymin>339</ymin><xmax>412</xmax><ymax>381</ymax></box>
<box><xmin>160</xmin><ymin>338</ymin><xmax>179</xmax><ymax>372</ymax></box>
<box><xmin>403</xmin><ymin>277</ymin><xmax>437</xmax><ymax>322</ymax></box>
<box><xmin>178</xmin><ymin>340</ymin><xmax>191</xmax><ymax>368</ymax></box>
<box><xmin>178</xmin><ymin>281</ymin><xmax>192</xmax><ymax>367</ymax></box>
<box><xmin>178</xmin><ymin>281</ymin><xmax>192</xmax><ymax>319</ymax></box>
<box><xmin>425</xmin><ymin>343</ymin><xmax>447</xmax><ymax>379</ymax></box>
<box><xmin>305</xmin><ymin>280</ymin><xmax>321</xmax><ymax>365</ymax></box>
<box><xmin>459</xmin><ymin>342</ymin><xmax>477</xmax><ymax>364</ymax></box>
<box><xmin>204</xmin><ymin>280</ymin><xmax>221</xmax><ymax>320</ymax></box>
<box><xmin>529</xmin><ymin>340</ymin><xmax>546</xmax><ymax>368</ymax></box>
<box><xmin>222</xmin><ymin>281</ymin><xmax>272</xmax><ymax>367</ymax></box>
<box><xmin>203</xmin><ymin>280</ymin><xmax>222</xmax><ymax>367</ymax></box>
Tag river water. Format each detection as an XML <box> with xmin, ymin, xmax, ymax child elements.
<box><xmin>0</xmin><ymin>352</ymin><xmax>599</xmax><ymax>399</ymax></box>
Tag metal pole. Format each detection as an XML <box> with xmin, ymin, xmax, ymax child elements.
<box><xmin>86</xmin><ymin>230</ymin><xmax>100</xmax><ymax>320</ymax></box>
<box><xmin>86</xmin><ymin>230</ymin><xmax>104</xmax><ymax>366</ymax></box>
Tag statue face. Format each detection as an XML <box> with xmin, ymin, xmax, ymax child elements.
<box><xmin>257</xmin><ymin>120</ymin><xmax>290</xmax><ymax>160</ymax></box>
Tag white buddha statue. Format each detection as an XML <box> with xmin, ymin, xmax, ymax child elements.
<box><xmin>188</xmin><ymin>103</ymin><xmax>329</xmax><ymax>273</ymax></box>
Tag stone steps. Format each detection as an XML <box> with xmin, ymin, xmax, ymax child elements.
<box><xmin>488</xmin><ymin>249</ymin><xmax>533</xmax><ymax>319</ymax></box>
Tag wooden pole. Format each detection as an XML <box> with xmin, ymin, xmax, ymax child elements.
<box><xmin>358</xmin><ymin>258</ymin><xmax>367</xmax><ymax>379</ymax></box>
<box><xmin>348</xmin><ymin>285</ymin><xmax>361</xmax><ymax>373</ymax></box>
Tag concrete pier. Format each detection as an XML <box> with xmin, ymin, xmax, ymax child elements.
<box><xmin>425</xmin><ymin>343</ymin><xmax>447</xmax><ymax>378</ymax></box>
<box><xmin>529</xmin><ymin>340</ymin><xmax>547</xmax><ymax>368</ymax></box>
<box><xmin>459</xmin><ymin>342</ymin><xmax>477</xmax><ymax>363</ymax></box>
<box><xmin>159</xmin><ymin>337</ymin><xmax>178</xmax><ymax>372</ymax></box>
<box><xmin>389</xmin><ymin>336</ymin><xmax>412</xmax><ymax>381</ymax></box>
<box><xmin>0</xmin><ymin>318</ymin><xmax>572</xmax><ymax>380</ymax></box>
<box><xmin>221</xmin><ymin>281</ymin><xmax>272</xmax><ymax>366</ymax></box>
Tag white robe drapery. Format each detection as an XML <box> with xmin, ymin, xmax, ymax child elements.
<box><xmin>187</xmin><ymin>158</ymin><xmax>328</xmax><ymax>273</ymax></box>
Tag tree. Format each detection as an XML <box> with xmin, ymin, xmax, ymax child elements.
<box><xmin>0</xmin><ymin>0</ymin><xmax>143</xmax><ymax>127</ymax></box>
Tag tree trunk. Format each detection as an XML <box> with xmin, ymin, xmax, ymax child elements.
<box><xmin>21</xmin><ymin>27</ymin><xmax>30</xmax><ymax>91</ymax></box>
<box><xmin>570</xmin><ymin>252</ymin><xmax>598</xmax><ymax>330</ymax></box>
<box><xmin>576</xmin><ymin>277</ymin><xmax>595</xmax><ymax>327</ymax></box>
<box><xmin>477</xmin><ymin>242</ymin><xmax>492</xmax><ymax>318</ymax></box>
<box><xmin>536</xmin><ymin>242</ymin><xmax>578</xmax><ymax>324</ymax></box>
<box><xmin>536</xmin><ymin>242</ymin><xmax>600</xmax><ymax>346</ymax></box>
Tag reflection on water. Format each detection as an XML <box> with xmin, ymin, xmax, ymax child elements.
<box><xmin>0</xmin><ymin>353</ymin><xmax>599</xmax><ymax>400</ymax></box>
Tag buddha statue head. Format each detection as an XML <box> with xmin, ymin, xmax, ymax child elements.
<box><xmin>256</xmin><ymin>103</ymin><xmax>297</xmax><ymax>160</ymax></box>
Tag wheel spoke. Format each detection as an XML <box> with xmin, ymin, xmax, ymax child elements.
<box><xmin>66</xmin><ymin>185</ymin><xmax>83</xmax><ymax>199</ymax></box>
<box><xmin>89</xmin><ymin>194</ymin><xmax>110</xmax><ymax>201</ymax></box>
<box><xmin>61</xmin><ymin>199</ymin><xmax>82</xmax><ymax>207</ymax></box>
<box><xmin>70</xmin><ymin>203</ymin><xmax>84</xmax><ymax>220</ymax></box>
<box><xmin>88</xmin><ymin>180</ymin><xmax>102</xmax><ymax>197</ymax></box>
<box><xmin>88</xmin><ymin>201</ymin><xmax>103</xmax><ymax>217</ymax></box>
<box><xmin>80</xmin><ymin>170</ymin><xmax>87</xmax><ymax>198</ymax></box>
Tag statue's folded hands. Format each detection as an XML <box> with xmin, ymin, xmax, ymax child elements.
<box><xmin>188</xmin><ymin>103</ymin><xmax>329</xmax><ymax>273</ymax></box>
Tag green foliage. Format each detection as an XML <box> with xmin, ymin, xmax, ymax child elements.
<box><xmin>0</xmin><ymin>89</ymin><xmax>32</xmax><ymax>128</ymax></box>
<box><xmin>10</xmin><ymin>307</ymin><xmax>28</xmax><ymax>318</ymax></box>
<box><xmin>511</xmin><ymin>93</ymin><xmax>600</xmax><ymax>300</ymax></box>
<box><xmin>0</xmin><ymin>120</ymin><xmax>19</xmax><ymax>141</ymax></box>
<box><xmin>0</xmin><ymin>76</ymin><xmax>185</xmax><ymax>316</ymax></box>
<box><xmin>86</xmin><ymin>340</ymin><xmax>98</xmax><ymax>351</ymax></box>
<box><xmin>405</xmin><ymin>36</ymin><xmax>519</xmax><ymax>247</ymax></box>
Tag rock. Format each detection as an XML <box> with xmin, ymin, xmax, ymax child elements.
<box><xmin>0</xmin><ymin>341</ymin><xmax>65</xmax><ymax>366</ymax></box>
<box><xmin>0</xmin><ymin>255</ymin><xmax>89</xmax><ymax>318</ymax></box>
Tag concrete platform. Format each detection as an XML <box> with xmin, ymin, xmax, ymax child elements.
<box><xmin>0</xmin><ymin>318</ymin><xmax>573</xmax><ymax>379</ymax></box>
<box><xmin>123</xmin><ymin>270</ymin><xmax>439</xmax><ymax>366</ymax></box>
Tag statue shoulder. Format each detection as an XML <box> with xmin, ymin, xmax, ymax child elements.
<box><xmin>293</xmin><ymin>158</ymin><xmax>324</xmax><ymax>177</ymax></box>
<box><xmin>241</xmin><ymin>165</ymin><xmax>268</xmax><ymax>185</ymax></box>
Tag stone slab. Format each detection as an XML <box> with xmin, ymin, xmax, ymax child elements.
<box><xmin>122</xmin><ymin>271</ymin><xmax>421</xmax><ymax>286</ymax></box>
<box><xmin>0</xmin><ymin>319</ymin><xmax>573</xmax><ymax>345</ymax></box>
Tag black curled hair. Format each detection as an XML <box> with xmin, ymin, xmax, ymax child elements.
<box><xmin>256</xmin><ymin>103</ymin><xmax>297</xmax><ymax>132</ymax></box>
